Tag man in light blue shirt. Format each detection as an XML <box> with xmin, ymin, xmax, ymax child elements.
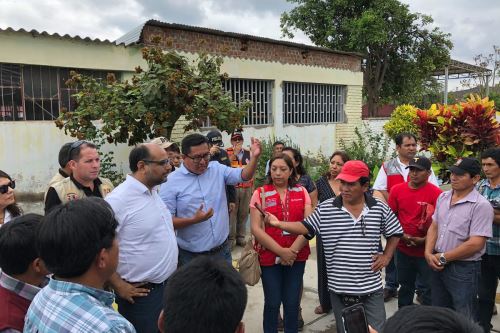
<box><xmin>160</xmin><ymin>133</ymin><xmax>261</xmax><ymax>265</ymax></box>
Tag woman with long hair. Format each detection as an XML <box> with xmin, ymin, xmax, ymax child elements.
<box><xmin>250</xmin><ymin>153</ymin><xmax>312</xmax><ymax>333</ymax></box>
<box><xmin>0</xmin><ymin>170</ymin><xmax>22</xmax><ymax>225</ymax></box>
<box><xmin>282</xmin><ymin>147</ymin><xmax>318</xmax><ymax>207</ymax></box>
<box><xmin>314</xmin><ymin>151</ymin><xmax>350</xmax><ymax>314</ymax></box>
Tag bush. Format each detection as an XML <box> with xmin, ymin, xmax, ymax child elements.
<box><xmin>383</xmin><ymin>104</ymin><xmax>419</xmax><ymax>141</ymax></box>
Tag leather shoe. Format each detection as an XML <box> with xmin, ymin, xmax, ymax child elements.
<box><xmin>383</xmin><ymin>288</ymin><xmax>398</xmax><ymax>302</ymax></box>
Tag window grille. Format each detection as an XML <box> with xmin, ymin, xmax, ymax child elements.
<box><xmin>204</xmin><ymin>78</ymin><xmax>273</xmax><ymax>127</ymax></box>
<box><xmin>0</xmin><ymin>63</ymin><xmax>117</xmax><ymax>121</ymax></box>
<box><xmin>282</xmin><ymin>82</ymin><xmax>346</xmax><ymax>125</ymax></box>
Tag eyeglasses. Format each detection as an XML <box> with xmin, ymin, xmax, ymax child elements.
<box><xmin>68</xmin><ymin>140</ymin><xmax>90</xmax><ymax>161</ymax></box>
<box><xmin>0</xmin><ymin>181</ymin><xmax>15</xmax><ymax>194</ymax></box>
<box><xmin>185</xmin><ymin>153</ymin><xmax>211</xmax><ymax>163</ymax></box>
<box><xmin>143</xmin><ymin>159</ymin><xmax>171</xmax><ymax>166</ymax></box>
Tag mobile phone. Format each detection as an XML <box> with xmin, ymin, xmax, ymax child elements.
<box><xmin>341</xmin><ymin>303</ymin><xmax>369</xmax><ymax>333</ymax></box>
<box><xmin>254</xmin><ymin>202</ymin><xmax>266</xmax><ymax>216</ymax></box>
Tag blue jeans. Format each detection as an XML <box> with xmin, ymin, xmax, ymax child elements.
<box><xmin>261</xmin><ymin>262</ymin><xmax>305</xmax><ymax>333</ymax></box>
<box><xmin>431</xmin><ymin>260</ymin><xmax>481</xmax><ymax>321</ymax></box>
<box><xmin>330</xmin><ymin>289</ymin><xmax>386</xmax><ymax>333</ymax></box>
<box><xmin>395</xmin><ymin>250</ymin><xmax>432</xmax><ymax>307</ymax></box>
<box><xmin>116</xmin><ymin>282</ymin><xmax>165</xmax><ymax>333</ymax></box>
<box><xmin>384</xmin><ymin>256</ymin><xmax>399</xmax><ymax>290</ymax></box>
<box><xmin>177</xmin><ymin>241</ymin><xmax>232</xmax><ymax>266</ymax></box>
<box><xmin>478</xmin><ymin>254</ymin><xmax>500</xmax><ymax>333</ymax></box>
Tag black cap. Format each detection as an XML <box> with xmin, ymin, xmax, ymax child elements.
<box><xmin>206</xmin><ymin>130</ymin><xmax>224</xmax><ymax>147</ymax></box>
<box><xmin>406</xmin><ymin>156</ymin><xmax>432</xmax><ymax>171</ymax></box>
<box><xmin>449</xmin><ymin>158</ymin><xmax>481</xmax><ymax>177</ymax></box>
<box><xmin>58</xmin><ymin>142</ymin><xmax>74</xmax><ymax>168</ymax></box>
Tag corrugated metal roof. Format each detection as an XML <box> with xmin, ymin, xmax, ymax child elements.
<box><xmin>115</xmin><ymin>19</ymin><xmax>364</xmax><ymax>58</ymax></box>
<box><xmin>0</xmin><ymin>26</ymin><xmax>126</xmax><ymax>46</ymax></box>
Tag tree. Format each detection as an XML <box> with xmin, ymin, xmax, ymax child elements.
<box><xmin>55</xmin><ymin>37</ymin><xmax>251</xmax><ymax>145</ymax></box>
<box><xmin>460</xmin><ymin>45</ymin><xmax>500</xmax><ymax>96</ymax></box>
<box><xmin>281</xmin><ymin>0</ymin><xmax>452</xmax><ymax>117</ymax></box>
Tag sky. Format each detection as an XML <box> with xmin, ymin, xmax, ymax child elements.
<box><xmin>1</xmin><ymin>0</ymin><xmax>499</xmax><ymax>90</ymax></box>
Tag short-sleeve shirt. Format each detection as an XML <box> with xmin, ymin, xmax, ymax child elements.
<box><xmin>298</xmin><ymin>174</ymin><xmax>316</xmax><ymax>193</ymax></box>
<box><xmin>160</xmin><ymin>161</ymin><xmax>243</xmax><ymax>252</ymax></box>
<box><xmin>477</xmin><ymin>179</ymin><xmax>500</xmax><ymax>255</ymax></box>
<box><xmin>432</xmin><ymin>189</ymin><xmax>493</xmax><ymax>260</ymax></box>
<box><xmin>388</xmin><ymin>182</ymin><xmax>442</xmax><ymax>257</ymax></box>
<box><xmin>302</xmin><ymin>194</ymin><xmax>402</xmax><ymax>295</ymax></box>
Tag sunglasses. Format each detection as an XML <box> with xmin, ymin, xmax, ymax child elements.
<box><xmin>0</xmin><ymin>181</ymin><xmax>15</xmax><ymax>194</ymax></box>
<box><xmin>67</xmin><ymin>140</ymin><xmax>90</xmax><ymax>161</ymax></box>
<box><xmin>143</xmin><ymin>159</ymin><xmax>172</xmax><ymax>166</ymax></box>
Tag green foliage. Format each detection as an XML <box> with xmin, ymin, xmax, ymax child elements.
<box><xmin>383</xmin><ymin>104</ymin><xmax>418</xmax><ymax>141</ymax></box>
<box><xmin>281</xmin><ymin>0</ymin><xmax>452</xmax><ymax>116</ymax></box>
<box><xmin>55</xmin><ymin>38</ymin><xmax>251</xmax><ymax>144</ymax></box>
<box><xmin>339</xmin><ymin>124</ymin><xmax>391</xmax><ymax>179</ymax></box>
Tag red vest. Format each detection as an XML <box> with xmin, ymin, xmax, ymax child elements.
<box><xmin>383</xmin><ymin>158</ymin><xmax>405</xmax><ymax>193</ymax></box>
<box><xmin>0</xmin><ymin>285</ymin><xmax>31</xmax><ymax>331</ymax></box>
<box><xmin>258</xmin><ymin>184</ymin><xmax>310</xmax><ymax>266</ymax></box>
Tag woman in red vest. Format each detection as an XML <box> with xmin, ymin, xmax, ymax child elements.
<box><xmin>250</xmin><ymin>153</ymin><xmax>312</xmax><ymax>333</ymax></box>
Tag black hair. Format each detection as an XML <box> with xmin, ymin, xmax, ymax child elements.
<box><xmin>0</xmin><ymin>170</ymin><xmax>22</xmax><ymax>218</ymax></box>
<box><xmin>266</xmin><ymin>153</ymin><xmax>298</xmax><ymax>187</ymax></box>
<box><xmin>382</xmin><ymin>305</ymin><xmax>482</xmax><ymax>333</ymax></box>
<box><xmin>37</xmin><ymin>197</ymin><xmax>118</xmax><ymax>278</ymax></box>
<box><xmin>181</xmin><ymin>133</ymin><xmax>209</xmax><ymax>155</ymax></box>
<box><xmin>163</xmin><ymin>256</ymin><xmax>247</xmax><ymax>333</ymax></box>
<box><xmin>323</xmin><ymin>150</ymin><xmax>351</xmax><ymax>178</ymax></box>
<box><xmin>58</xmin><ymin>142</ymin><xmax>74</xmax><ymax>168</ymax></box>
<box><xmin>166</xmin><ymin>142</ymin><xmax>181</xmax><ymax>154</ymax></box>
<box><xmin>394</xmin><ymin>132</ymin><xmax>417</xmax><ymax>146</ymax></box>
<box><xmin>69</xmin><ymin>141</ymin><xmax>98</xmax><ymax>162</ymax></box>
<box><xmin>359</xmin><ymin>176</ymin><xmax>370</xmax><ymax>186</ymax></box>
<box><xmin>272</xmin><ymin>141</ymin><xmax>285</xmax><ymax>147</ymax></box>
<box><xmin>0</xmin><ymin>214</ymin><xmax>42</xmax><ymax>275</ymax></box>
<box><xmin>481</xmin><ymin>147</ymin><xmax>500</xmax><ymax>167</ymax></box>
<box><xmin>129</xmin><ymin>145</ymin><xmax>151</xmax><ymax>173</ymax></box>
<box><xmin>282</xmin><ymin>147</ymin><xmax>307</xmax><ymax>176</ymax></box>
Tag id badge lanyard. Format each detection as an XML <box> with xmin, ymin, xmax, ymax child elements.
<box><xmin>281</xmin><ymin>189</ymin><xmax>291</xmax><ymax>236</ymax></box>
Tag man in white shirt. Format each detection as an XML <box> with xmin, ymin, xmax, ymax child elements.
<box><xmin>106</xmin><ymin>143</ymin><xmax>177</xmax><ymax>333</ymax></box>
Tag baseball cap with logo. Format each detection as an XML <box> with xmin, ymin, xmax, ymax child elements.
<box><xmin>449</xmin><ymin>157</ymin><xmax>481</xmax><ymax>177</ymax></box>
<box><xmin>150</xmin><ymin>137</ymin><xmax>174</xmax><ymax>149</ymax></box>
<box><xmin>406</xmin><ymin>156</ymin><xmax>432</xmax><ymax>171</ymax></box>
<box><xmin>231</xmin><ymin>130</ymin><xmax>244</xmax><ymax>141</ymax></box>
<box><xmin>336</xmin><ymin>160</ymin><xmax>370</xmax><ymax>183</ymax></box>
<box><xmin>206</xmin><ymin>130</ymin><xmax>224</xmax><ymax>147</ymax></box>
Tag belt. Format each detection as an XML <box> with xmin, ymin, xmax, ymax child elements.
<box><xmin>124</xmin><ymin>280</ymin><xmax>167</xmax><ymax>291</ymax></box>
<box><xmin>181</xmin><ymin>238</ymin><xmax>229</xmax><ymax>255</ymax></box>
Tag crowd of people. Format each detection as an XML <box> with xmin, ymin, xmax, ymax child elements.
<box><xmin>0</xmin><ymin>129</ymin><xmax>498</xmax><ymax>333</ymax></box>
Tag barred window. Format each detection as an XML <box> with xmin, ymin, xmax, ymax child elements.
<box><xmin>223</xmin><ymin>79</ymin><xmax>273</xmax><ymax>126</ymax></box>
<box><xmin>0</xmin><ymin>63</ymin><xmax>117</xmax><ymax>121</ymax></box>
<box><xmin>283</xmin><ymin>82</ymin><xmax>346</xmax><ymax>125</ymax></box>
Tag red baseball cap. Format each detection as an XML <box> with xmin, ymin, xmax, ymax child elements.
<box><xmin>336</xmin><ymin>160</ymin><xmax>369</xmax><ymax>182</ymax></box>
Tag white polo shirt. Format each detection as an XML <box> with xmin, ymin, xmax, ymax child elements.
<box><xmin>105</xmin><ymin>175</ymin><xmax>178</xmax><ymax>283</ymax></box>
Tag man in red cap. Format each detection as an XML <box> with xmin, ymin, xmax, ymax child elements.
<box><xmin>265</xmin><ymin>160</ymin><xmax>403</xmax><ymax>333</ymax></box>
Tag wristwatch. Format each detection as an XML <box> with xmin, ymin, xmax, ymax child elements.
<box><xmin>439</xmin><ymin>253</ymin><xmax>447</xmax><ymax>266</ymax></box>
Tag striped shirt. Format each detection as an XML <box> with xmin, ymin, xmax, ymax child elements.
<box><xmin>303</xmin><ymin>194</ymin><xmax>402</xmax><ymax>295</ymax></box>
<box><xmin>24</xmin><ymin>278</ymin><xmax>136</xmax><ymax>333</ymax></box>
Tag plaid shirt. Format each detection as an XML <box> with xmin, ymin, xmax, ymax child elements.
<box><xmin>24</xmin><ymin>278</ymin><xmax>136</xmax><ymax>333</ymax></box>
<box><xmin>477</xmin><ymin>179</ymin><xmax>500</xmax><ymax>255</ymax></box>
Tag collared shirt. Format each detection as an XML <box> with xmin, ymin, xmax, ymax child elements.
<box><xmin>433</xmin><ymin>189</ymin><xmax>493</xmax><ymax>260</ymax></box>
<box><xmin>105</xmin><ymin>175</ymin><xmax>178</xmax><ymax>283</ymax></box>
<box><xmin>477</xmin><ymin>178</ymin><xmax>500</xmax><ymax>255</ymax></box>
<box><xmin>373</xmin><ymin>157</ymin><xmax>439</xmax><ymax>190</ymax></box>
<box><xmin>24</xmin><ymin>278</ymin><xmax>135</xmax><ymax>332</ymax></box>
<box><xmin>160</xmin><ymin>161</ymin><xmax>243</xmax><ymax>252</ymax></box>
<box><xmin>44</xmin><ymin>176</ymin><xmax>103</xmax><ymax>213</ymax></box>
<box><xmin>302</xmin><ymin>194</ymin><xmax>402</xmax><ymax>295</ymax></box>
<box><xmin>0</xmin><ymin>271</ymin><xmax>41</xmax><ymax>302</ymax></box>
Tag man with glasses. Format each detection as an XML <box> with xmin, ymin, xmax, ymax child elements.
<box><xmin>160</xmin><ymin>133</ymin><xmax>261</xmax><ymax>266</ymax></box>
<box><xmin>226</xmin><ymin>130</ymin><xmax>253</xmax><ymax>248</ymax></box>
<box><xmin>265</xmin><ymin>160</ymin><xmax>402</xmax><ymax>333</ymax></box>
<box><xmin>44</xmin><ymin>141</ymin><xmax>114</xmax><ymax>213</ymax></box>
<box><xmin>106</xmin><ymin>143</ymin><xmax>177</xmax><ymax>333</ymax></box>
<box><xmin>151</xmin><ymin>137</ymin><xmax>182</xmax><ymax>169</ymax></box>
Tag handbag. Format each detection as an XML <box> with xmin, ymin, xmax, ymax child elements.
<box><xmin>237</xmin><ymin>187</ymin><xmax>266</xmax><ymax>286</ymax></box>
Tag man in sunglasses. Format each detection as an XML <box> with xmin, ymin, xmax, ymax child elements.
<box><xmin>106</xmin><ymin>143</ymin><xmax>177</xmax><ymax>333</ymax></box>
<box><xmin>160</xmin><ymin>133</ymin><xmax>261</xmax><ymax>266</ymax></box>
<box><xmin>44</xmin><ymin>141</ymin><xmax>114</xmax><ymax>213</ymax></box>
